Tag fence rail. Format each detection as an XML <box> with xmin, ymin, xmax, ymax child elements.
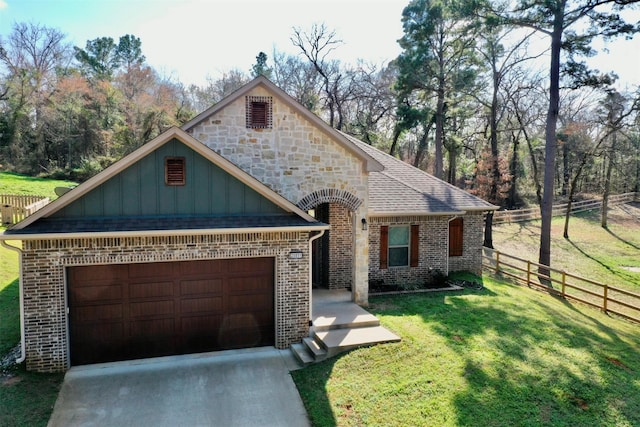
<box><xmin>482</xmin><ymin>248</ymin><xmax>640</xmax><ymax>324</ymax></box>
<box><xmin>492</xmin><ymin>192</ymin><xmax>638</xmax><ymax>224</ymax></box>
<box><xmin>0</xmin><ymin>194</ymin><xmax>50</xmax><ymax>225</ymax></box>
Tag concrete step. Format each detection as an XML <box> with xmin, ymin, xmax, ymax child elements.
<box><xmin>303</xmin><ymin>337</ymin><xmax>327</xmax><ymax>361</ymax></box>
<box><xmin>290</xmin><ymin>343</ymin><xmax>314</xmax><ymax>366</ymax></box>
<box><xmin>314</xmin><ymin>326</ymin><xmax>401</xmax><ymax>358</ymax></box>
<box><xmin>313</xmin><ymin>302</ymin><xmax>380</xmax><ymax>331</ymax></box>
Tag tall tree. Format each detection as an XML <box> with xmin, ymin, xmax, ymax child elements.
<box><xmin>395</xmin><ymin>0</ymin><xmax>480</xmax><ymax>179</ymax></box>
<box><xmin>493</xmin><ymin>0</ymin><xmax>640</xmax><ymax>278</ymax></box>
<box><xmin>251</xmin><ymin>51</ymin><xmax>273</xmax><ymax>79</ymax></box>
<box><xmin>0</xmin><ymin>22</ymin><xmax>71</xmax><ymax>172</ymax></box>
<box><xmin>74</xmin><ymin>37</ymin><xmax>119</xmax><ymax>81</ymax></box>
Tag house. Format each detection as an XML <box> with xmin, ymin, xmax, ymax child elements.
<box><xmin>1</xmin><ymin>76</ymin><xmax>497</xmax><ymax>372</ymax></box>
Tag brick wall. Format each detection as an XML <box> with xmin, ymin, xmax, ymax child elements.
<box><xmin>327</xmin><ymin>203</ymin><xmax>352</xmax><ymax>289</ymax></box>
<box><xmin>447</xmin><ymin>212</ymin><xmax>484</xmax><ymax>275</ymax></box>
<box><xmin>21</xmin><ymin>232</ymin><xmax>310</xmax><ymax>372</ymax></box>
<box><xmin>368</xmin><ymin>213</ymin><xmax>484</xmax><ymax>287</ymax></box>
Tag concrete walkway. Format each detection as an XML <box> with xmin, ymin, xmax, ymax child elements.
<box><xmin>48</xmin><ymin>347</ymin><xmax>310</xmax><ymax>427</ymax></box>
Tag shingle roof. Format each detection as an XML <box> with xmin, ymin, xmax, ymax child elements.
<box><xmin>5</xmin><ymin>214</ymin><xmax>325</xmax><ymax>236</ymax></box>
<box><xmin>340</xmin><ymin>132</ymin><xmax>498</xmax><ymax>216</ymax></box>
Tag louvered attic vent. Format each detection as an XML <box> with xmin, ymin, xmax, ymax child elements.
<box><xmin>246</xmin><ymin>96</ymin><xmax>273</xmax><ymax>129</ymax></box>
<box><xmin>165</xmin><ymin>157</ymin><xmax>185</xmax><ymax>186</ymax></box>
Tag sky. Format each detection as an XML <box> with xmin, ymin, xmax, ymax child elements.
<box><xmin>0</xmin><ymin>0</ymin><xmax>639</xmax><ymax>89</ymax></box>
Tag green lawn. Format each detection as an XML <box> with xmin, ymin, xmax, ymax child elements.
<box><xmin>492</xmin><ymin>204</ymin><xmax>640</xmax><ymax>291</ymax></box>
<box><xmin>293</xmin><ymin>277</ymin><xmax>640</xmax><ymax>426</ymax></box>
<box><xmin>0</xmin><ymin>171</ymin><xmax>77</xmax><ymax>200</ymax></box>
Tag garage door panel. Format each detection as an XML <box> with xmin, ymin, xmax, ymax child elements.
<box><xmin>74</xmin><ymin>304</ymin><xmax>123</xmax><ymax>322</ymax></box>
<box><xmin>181</xmin><ymin>297</ymin><xmax>223</xmax><ymax>314</ymax></box>
<box><xmin>128</xmin><ymin>262</ymin><xmax>174</xmax><ymax>278</ymax></box>
<box><xmin>129</xmin><ymin>300</ymin><xmax>174</xmax><ymax>318</ymax></box>
<box><xmin>130</xmin><ymin>318</ymin><xmax>175</xmax><ymax>338</ymax></box>
<box><xmin>68</xmin><ymin>257</ymin><xmax>275</xmax><ymax>366</ymax></box>
<box><xmin>181</xmin><ymin>314</ymin><xmax>223</xmax><ymax>332</ymax></box>
<box><xmin>68</xmin><ymin>264</ymin><xmax>126</xmax><ymax>283</ymax></box>
<box><xmin>227</xmin><ymin>294</ymin><xmax>272</xmax><ymax>311</ymax></box>
<box><xmin>180</xmin><ymin>260</ymin><xmax>224</xmax><ymax>276</ymax></box>
<box><xmin>69</xmin><ymin>285</ymin><xmax>123</xmax><ymax>304</ymax></box>
<box><xmin>229</xmin><ymin>276</ymin><xmax>273</xmax><ymax>292</ymax></box>
<box><xmin>180</xmin><ymin>279</ymin><xmax>223</xmax><ymax>296</ymax></box>
<box><xmin>73</xmin><ymin>322</ymin><xmax>124</xmax><ymax>341</ymax></box>
<box><xmin>129</xmin><ymin>281</ymin><xmax>174</xmax><ymax>299</ymax></box>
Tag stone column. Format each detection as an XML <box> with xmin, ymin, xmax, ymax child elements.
<box><xmin>352</xmin><ymin>205</ymin><xmax>369</xmax><ymax>306</ymax></box>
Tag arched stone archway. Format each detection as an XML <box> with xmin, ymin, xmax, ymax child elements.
<box><xmin>298</xmin><ymin>189</ymin><xmax>362</xmax><ymax>291</ymax></box>
<box><xmin>297</xmin><ymin>189</ymin><xmax>362</xmax><ymax>212</ymax></box>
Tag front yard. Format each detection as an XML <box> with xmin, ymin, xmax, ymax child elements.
<box><xmin>292</xmin><ymin>276</ymin><xmax>640</xmax><ymax>426</ymax></box>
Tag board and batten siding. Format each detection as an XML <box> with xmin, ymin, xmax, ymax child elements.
<box><xmin>51</xmin><ymin>139</ymin><xmax>286</xmax><ymax>218</ymax></box>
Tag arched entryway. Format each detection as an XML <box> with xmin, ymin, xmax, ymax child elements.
<box><xmin>298</xmin><ymin>189</ymin><xmax>362</xmax><ymax>291</ymax></box>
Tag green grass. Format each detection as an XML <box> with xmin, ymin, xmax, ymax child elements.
<box><xmin>0</xmin><ymin>365</ymin><xmax>64</xmax><ymax>427</ymax></box>
<box><xmin>0</xmin><ymin>173</ymin><xmax>67</xmax><ymax>427</ymax></box>
<box><xmin>293</xmin><ymin>278</ymin><xmax>640</xmax><ymax>426</ymax></box>
<box><xmin>492</xmin><ymin>204</ymin><xmax>640</xmax><ymax>292</ymax></box>
<box><xmin>0</xmin><ymin>171</ymin><xmax>77</xmax><ymax>200</ymax></box>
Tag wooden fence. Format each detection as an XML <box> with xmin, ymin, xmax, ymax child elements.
<box><xmin>0</xmin><ymin>194</ymin><xmax>50</xmax><ymax>225</ymax></box>
<box><xmin>492</xmin><ymin>192</ymin><xmax>638</xmax><ymax>224</ymax></box>
<box><xmin>482</xmin><ymin>248</ymin><xmax>640</xmax><ymax>324</ymax></box>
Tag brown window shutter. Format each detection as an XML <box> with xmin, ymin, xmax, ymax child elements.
<box><xmin>449</xmin><ymin>218</ymin><xmax>463</xmax><ymax>256</ymax></box>
<box><xmin>410</xmin><ymin>224</ymin><xmax>419</xmax><ymax>267</ymax></box>
<box><xmin>380</xmin><ymin>225</ymin><xmax>389</xmax><ymax>269</ymax></box>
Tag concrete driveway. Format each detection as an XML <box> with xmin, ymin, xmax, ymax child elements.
<box><xmin>48</xmin><ymin>347</ymin><xmax>310</xmax><ymax>427</ymax></box>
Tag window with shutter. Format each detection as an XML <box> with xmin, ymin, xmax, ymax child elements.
<box><xmin>380</xmin><ymin>224</ymin><xmax>419</xmax><ymax>269</ymax></box>
<box><xmin>449</xmin><ymin>217</ymin><xmax>463</xmax><ymax>256</ymax></box>
<box><xmin>165</xmin><ymin>157</ymin><xmax>185</xmax><ymax>186</ymax></box>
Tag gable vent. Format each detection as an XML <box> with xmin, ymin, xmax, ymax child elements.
<box><xmin>165</xmin><ymin>157</ymin><xmax>186</xmax><ymax>186</ymax></box>
<box><xmin>246</xmin><ymin>96</ymin><xmax>273</xmax><ymax>129</ymax></box>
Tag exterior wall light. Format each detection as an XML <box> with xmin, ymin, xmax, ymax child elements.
<box><xmin>361</xmin><ymin>218</ymin><xmax>368</xmax><ymax>230</ymax></box>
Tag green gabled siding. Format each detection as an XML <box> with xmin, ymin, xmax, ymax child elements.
<box><xmin>52</xmin><ymin>139</ymin><xmax>286</xmax><ymax>218</ymax></box>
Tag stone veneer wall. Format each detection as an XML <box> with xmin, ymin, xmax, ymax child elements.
<box><xmin>21</xmin><ymin>232</ymin><xmax>309</xmax><ymax>373</ymax></box>
<box><xmin>188</xmin><ymin>85</ymin><xmax>370</xmax><ymax>304</ymax></box>
<box><xmin>368</xmin><ymin>213</ymin><xmax>484</xmax><ymax>286</ymax></box>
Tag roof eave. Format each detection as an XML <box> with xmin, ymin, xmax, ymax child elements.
<box><xmin>0</xmin><ymin>224</ymin><xmax>331</xmax><ymax>241</ymax></box>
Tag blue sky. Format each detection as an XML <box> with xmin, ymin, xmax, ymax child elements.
<box><xmin>0</xmin><ymin>0</ymin><xmax>638</xmax><ymax>89</ymax></box>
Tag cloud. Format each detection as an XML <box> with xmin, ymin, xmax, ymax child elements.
<box><xmin>0</xmin><ymin>0</ymin><xmax>7</xmax><ymax>10</ymax></box>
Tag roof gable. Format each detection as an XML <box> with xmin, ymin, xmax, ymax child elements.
<box><xmin>10</xmin><ymin>127</ymin><xmax>319</xmax><ymax>231</ymax></box>
<box><xmin>182</xmin><ymin>76</ymin><xmax>384</xmax><ymax>173</ymax></box>
<box><xmin>50</xmin><ymin>138</ymin><xmax>286</xmax><ymax>219</ymax></box>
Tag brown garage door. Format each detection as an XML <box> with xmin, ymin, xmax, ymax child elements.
<box><xmin>68</xmin><ymin>257</ymin><xmax>274</xmax><ymax>365</ymax></box>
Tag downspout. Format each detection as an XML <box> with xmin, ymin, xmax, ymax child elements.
<box><xmin>308</xmin><ymin>230</ymin><xmax>326</xmax><ymax>324</ymax></box>
<box><xmin>1</xmin><ymin>240</ymin><xmax>26</xmax><ymax>364</ymax></box>
<box><xmin>446</xmin><ymin>216</ymin><xmax>459</xmax><ymax>276</ymax></box>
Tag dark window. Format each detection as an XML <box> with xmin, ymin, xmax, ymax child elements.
<box><xmin>449</xmin><ymin>217</ymin><xmax>463</xmax><ymax>256</ymax></box>
<box><xmin>246</xmin><ymin>96</ymin><xmax>273</xmax><ymax>128</ymax></box>
<box><xmin>165</xmin><ymin>157</ymin><xmax>185</xmax><ymax>186</ymax></box>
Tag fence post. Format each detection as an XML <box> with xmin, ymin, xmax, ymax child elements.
<box><xmin>561</xmin><ymin>271</ymin><xmax>566</xmax><ymax>297</ymax></box>
<box><xmin>495</xmin><ymin>251</ymin><xmax>501</xmax><ymax>274</ymax></box>
<box><xmin>603</xmin><ymin>285</ymin><xmax>608</xmax><ymax>313</ymax></box>
<box><xmin>527</xmin><ymin>260</ymin><xmax>531</xmax><ymax>287</ymax></box>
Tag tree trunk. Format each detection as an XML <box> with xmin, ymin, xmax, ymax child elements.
<box><xmin>602</xmin><ymin>132</ymin><xmax>617</xmax><ymax>229</ymax></box>
<box><xmin>508</xmin><ymin>131</ymin><xmax>520</xmax><ymax>209</ymax></box>
<box><xmin>484</xmin><ymin>211</ymin><xmax>494</xmax><ymax>248</ymax></box>
<box><xmin>538</xmin><ymin>5</ymin><xmax>564</xmax><ymax>283</ymax></box>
